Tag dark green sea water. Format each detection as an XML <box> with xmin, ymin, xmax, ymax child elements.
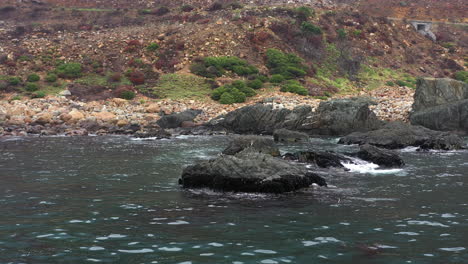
<box><xmin>0</xmin><ymin>136</ymin><xmax>467</xmax><ymax>264</ymax></box>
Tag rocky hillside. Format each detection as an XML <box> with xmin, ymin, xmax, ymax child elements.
<box><xmin>0</xmin><ymin>0</ymin><xmax>466</xmax><ymax>102</ymax></box>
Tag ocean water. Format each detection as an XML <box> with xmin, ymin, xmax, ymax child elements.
<box><xmin>0</xmin><ymin>135</ymin><xmax>467</xmax><ymax>264</ymax></box>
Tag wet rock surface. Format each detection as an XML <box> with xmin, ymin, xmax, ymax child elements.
<box><xmin>273</xmin><ymin>128</ymin><xmax>309</xmax><ymax>142</ymax></box>
<box><xmin>357</xmin><ymin>144</ymin><xmax>405</xmax><ymax>168</ymax></box>
<box><xmin>222</xmin><ymin>135</ymin><xmax>280</xmax><ymax>157</ymax></box>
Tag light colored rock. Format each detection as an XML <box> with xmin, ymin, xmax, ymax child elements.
<box><xmin>93</xmin><ymin>111</ymin><xmax>117</xmax><ymax>123</ymax></box>
<box><xmin>116</xmin><ymin>119</ymin><xmax>129</xmax><ymax>127</ymax></box>
<box><xmin>146</xmin><ymin>104</ymin><xmax>160</xmax><ymax>113</ymax></box>
<box><xmin>59</xmin><ymin>90</ymin><xmax>71</xmax><ymax>96</ymax></box>
<box><xmin>68</xmin><ymin>109</ymin><xmax>85</xmax><ymax>123</ymax></box>
<box><xmin>112</xmin><ymin>98</ymin><xmax>127</xmax><ymax>106</ymax></box>
<box><xmin>35</xmin><ymin>113</ymin><xmax>53</xmax><ymax>125</ymax></box>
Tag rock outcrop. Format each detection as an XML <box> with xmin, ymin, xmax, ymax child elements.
<box><xmin>179</xmin><ymin>150</ymin><xmax>327</xmax><ymax>194</ymax></box>
<box><xmin>284</xmin><ymin>151</ymin><xmax>352</xmax><ymax>169</ymax></box>
<box><xmin>157</xmin><ymin>109</ymin><xmax>202</xmax><ymax>129</ymax></box>
<box><xmin>273</xmin><ymin>128</ymin><xmax>309</xmax><ymax>142</ymax></box>
<box><xmin>222</xmin><ymin>135</ymin><xmax>280</xmax><ymax>157</ymax></box>
<box><xmin>211</xmin><ymin>98</ymin><xmax>383</xmax><ymax>136</ymax></box>
<box><xmin>338</xmin><ymin>122</ymin><xmax>464</xmax><ymax>150</ymax></box>
<box><xmin>410</xmin><ymin>78</ymin><xmax>468</xmax><ymax>133</ymax></box>
<box><xmin>357</xmin><ymin>144</ymin><xmax>405</xmax><ymax>167</ymax></box>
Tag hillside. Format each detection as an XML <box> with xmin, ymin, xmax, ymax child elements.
<box><xmin>0</xmin><ymin>0</ymin><xmax>466</xmax><ymax>103</ymax></box>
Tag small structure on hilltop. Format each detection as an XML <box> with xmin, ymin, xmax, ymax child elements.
<box><xmin>410</xmin><ymin>21</ymin><xmax>436</xmax><ymax>41</ymax></box>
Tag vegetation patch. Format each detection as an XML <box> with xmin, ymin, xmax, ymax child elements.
<box><xmin>212</xmin><ymin>80</ymin><xmax>256</xmax><ymax>104</ymax></box>
<box><xmin>190</xmin><ymin>56</ymin><xmax>258</xmax><ymax>78</ymax></box>
<box><xmin>266</xmin><ymin>49</ymin><xmax>308</xmax><ymax>80</ymax></box>
<box><xmin>143</xmin><ymin>74</ymin><xmax>212</xmax><ymax>100</ymax></box>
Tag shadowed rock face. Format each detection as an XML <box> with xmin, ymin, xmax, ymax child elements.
<box><xmin>338</xmin><ymin>121</ymin><xmax>464</xmax><ymax>150</ymax></box>
<box><xmin>179</xmin><ymin>151</ymin><xmax>327</xmax><ymax>194</ymax></box>
<box><xmin>273</xmin><ymin>128</ymin><xmax>309</xmax><ymax>142</ymax></box>
<box><xmin>410</xmin><ymin>78</ymin><xmax>468</xmax><ymax>134</ymax></box>
<box><xmin>357</xmin><ymin>144</ymin><xmax>405</xmax><ymax>168</ymax></box>
<box><xmin>283</xmin><ymin>151</ymin><xmax>352</xmax><ymax>169</ymax></box>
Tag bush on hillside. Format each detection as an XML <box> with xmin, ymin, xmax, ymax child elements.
<box><xmin>247</xmin><ymin>79</ymin><xmax>263</xmax><ymax>89</ymax></box>
<box><xmin>31</xmin><ymin>91</ymin><xmax>46</xmax><ymax>98</ymax></box>
<box><xmin>8</xmin><ymin>76</ymin><xmax>21</xmax><ymax>85</ymax></box>
<box><xmin>212</xmin><ymin>81</ymin><xmax>255</xmax><ymax>104</ymax></box>
<box><xmin>119</xmin><ymin>90</ymin><xmax>136</xmax><ymax>100</ymax></box>
<box><xmin>27</xmin><ymin>74</ymin><xmax>40</xmax><ymax>82</ymax></box>
<box><xmin>266</xmin><ymin>49</ymin><xmax>308</xmax><ymax>79</ymax></box>
<box><xmin>454</xmin><ymin>71</ymin><xmax>468</xmax><ymax>83</ymax></box>
<box><xmin>191</xmin><ymin>56</ymin><xmax>258</xmax><ymax>78</ymax></box>
<box><xmin>146</xmin><ymin>43</ymin><xmax>160</xmax><ymax>52</ymax></box>
<box><xmin>280</xmin><ymin>80</ymin><xmax>308</xmax><ymax>95</ymax></box>
<box><xmin>55</xmin><ymin>63</ymin><xmax>82</xmax><ymax>78</ymax></box>
<box><xmin>45</xmin><ymin>73</ymin><xmax>58</xmax><ymax>83</ymax></box>
<box><xmin>270</xmin><ymin>74</ymin><xmax>286</xmax><ymax>83</ymax></box>
<box><xmin>294</xmin><ymin>6</ymin><xmax>314</xmax><ymax>21</ymax></box>
<box><xmin>25</xmin><ymin>82</ymin><xmax>39</xmax><ymax>92</ymax></box>
<box><xmin>301</xmin><ymin>22</ymin><xmax>322</xmax><ymax>35</ymax></box>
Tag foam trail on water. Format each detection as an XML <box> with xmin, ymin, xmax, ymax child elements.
<box><xmin>342</xmin><ymin>158</ymin><xmax>403</xmax><ymax>174</ymax></box>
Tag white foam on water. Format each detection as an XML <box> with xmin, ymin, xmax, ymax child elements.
<box><xmin>439</xmin><ymin>247</ymin><xmax>465</xmax><ymax>252</ymax></box>
<box><xmin>423</xmin><ymin>254</ymin><xmax>434</xmax><ymax>257</ymax></box>
<box><xmin>407</xmin><ymin>220</ymin><xmax>449</xmax><ymax>228</ymax></box>
<box><xmin>441</xmin><ymin>213</ymin><xmax>456</xmax><ymax>218</ymax></box>
<box><xmin>342</xmin><ymin>158</ymin><xmax>403</xmax><ymax>174</ymax></box>
<box><xmin>87</xmin><ymin>258</ymin><xmax>102</xmax><ymax>262</ymax></box>
<box><xmin>177</xmin><ymin>262</ymin><xmax>192</xmax><ymax>264</ymax></box>
<box><xmin>158</xmin><ymin>247</ymin><xmax>182</xmax><ymax>252</ymax></box>
<box><xmin>167</xmin><ymin>220</ymin><xmax>189</xmax><ymax>225</ymax></box>
<box><xmin>36</xmin><ymin>234</ymin><xmax>54</xmax><ymax>238</ymax></box>
<box><xmin>130</xmin><ymin>137</ymin><xmax>158</xmax><ymax>141</ymax></box>
<box><xmin>118</xmin><ymin>248</ymin><xmax>154</xmax><ymax>254</ymax></box>
<box><xmin>400</xmin><ymin>147</ymin><xmax>419</xmax><ymax>153</ymax></box>
<box><xmin>375</xmin><ymin>244</ymin><xmax>398</xmax><ymax>249</ymax></box>
<box><xmin>208</xmin><ymin>242</ymin><xmax>223</xmax><ymax>247</ymax></box>
<box><xmin>395</xmin><ymin>232</ymin><xmax>419</xmax><ymax>236</ymax></box>
<box><xmin>260</xmin><ymin>260</ymin><xmax>278</xmax><ymax>264</ymax></box>
<box><xmin>89</xmin><ymin>247</ymin><xmax>105</xmax><ymax>251</ymax></box>
<box><xmin>302</xmin><ymin>241</ymin><xmax>320</xmax><ymax>247</ymax></box>
<box><xmin>254</xmin><ymin>249</ymin><xmax>277</xmax><ymax>254</ymax></box>
<box><xmin>200</xmin><ymin>253</ymin><xmax>214</xmax><ymax>256</ymax></box>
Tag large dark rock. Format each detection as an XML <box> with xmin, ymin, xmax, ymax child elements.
<box><xmin>179</xmin><ymin>151</ymin><xmax>327</xmax><ymax>193</ymax></box>
<box><xmin>210</xmin><ymin>98</ymin><xmax>383</xmax><ymax>136</ymax></box>
<box><xmin>222</xmin><ymin>136</ymin><xmax>280</xmax><ymax>157</ymax></box>
<box><xmin>357</xmin><ymin>144</ymin><xmax>404</xmax><ymax>167</ymax></box>
<box><xmin>412</xmin><ymin>78</ymin><xmax>468</xmax><ymax>112</ymax></box>
<box><xmin>157</xmin><ymin>109</ymin><xmax>202</xmax><ymax>129</ymax></box>
<box><xmin>273</xmin><ymin>128</ymin><xmax>309</xmax><ymax>142</ymax></box>
<box><xmin>301</xmin><ymin>97</ymin><xmax>383</xmax><ymax>136</ymax></box>
<box><xmin>338</xmin><ymin>122</ymin><xmax>464</xmax><ymax>150</ymax></box>
<box><xmin>410</xmin><ymin>78</ymin><xmax>468</xmax><ymax>133</ymax></box>
<box><xmin>211</xmin><ymin>104</ymin><xmax>291</xmax><ymax>134</ymax></box>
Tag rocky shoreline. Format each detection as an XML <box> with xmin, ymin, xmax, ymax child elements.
<box><xmin>0</xmin><ymin>85</ymin><xmax>414</xmax><ymax>137</ymax></box>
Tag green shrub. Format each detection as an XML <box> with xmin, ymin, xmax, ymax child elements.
<box><xmin>337</xmin><ymin>28</ymin><xmax>347</xmax><ymax>39</ymax></box>
<box><xmin>294</xmin><ymin>6</ymin><xmax>314</xmax><ymax>21</ymax></box>
<box><xmin>45</xmin><ymin>73</ymin><xmax>58</xmax><ymax>83</ymax></box>
<box><xmin>254</xmin><ymin>74</ymin><xmax>269</xmax><ymax>83</ymax></box>
<box><xmin>27</xmin><ymin>74</ymin><xmax>40</xmax><ymax>82</ymax></box>
<box><xmin>25</xmin><ymin>82</ymin><xmax>39</xmax><ymax>92</ymax></box>
<box><xmin>386</xmin><ymin>81</ymin><xmax>395</xmax><ymax>86</ymax></box>
<box><xmin>396</xmin><ymin>80</ymin><xmax>408</xmax><ymax>87</ymax></box>
<box><xmin>119</xmin><ymin>90</ymin><xmax>136</xmax><ymax>100</ymax></box>
<box><xmin>8</xmin><ymin>76</ymin><xmax>21</xmax><ymax>85</ymax></box>
<box><xmin>191</xmin><ymin>56</ymin><xmax>258</xmax><ymax>78</ymax></box>
<box><xmin>31</xmin><ymin>91</ymin><xmax>46</xmax><ymax>98</ymax></box>
<box><xmin>454</xmin><ymin>71</ymin><xmax>468</xmax><ymax>83</ymax></box>
<box><xmin>211</xmin><ymin>86</ymin><xmax>228</xmax><ymax>100</ymax></box>
<box><xmin>11</xmin><ymin>95</ymin><xmax>21</xmax><ymax>101</ymax></box>
<box><xmin>280</xmin><ymin>80</ymin><xmax>308</xmax><ymax>95</ymax></box>
<box><xmin>146</xmin><ymin>43</ymin><xmax>160</xmax><ymax>52</ymax></box>
<box><xmin>229</xmin><ymin>88</ymin><xmax>246</xmax><ymax>103</ymax></box>
<box><xmin>353</xmin><ymin>29</ymin><xmax>362</xmax><ymax>37</ymax></box>
<box><xmin>266</xmin><ymin>49</ymin><xmax>308</xmax><ymax>79</ymax></box>
<box><xmin>270</xmin><ymin>74</ymin><xmax>286</xmax><ymax>83</ymax></box>
<box><xmin>301</xmin><ymin>21</ymin><xmax>322</xmax><ymax>35</ymax></box>
<box><xmin>247</xmin><ymin>79</ymin><xmax>263</xmax><ymax>89</ymax></box>
<box><xmin>219</xmin><ymin>92</ymin><xmax>236</xmax><ymax>104</ymax></box>
<box><xmin>55</xmin><ymin>63</ymin><xmax>82</xmax><ymax>78</ymax></box>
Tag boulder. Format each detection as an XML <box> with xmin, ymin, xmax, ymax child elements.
<box><xmin>357</xmin><ymin>144</ymin><xmax>404</xmax><ymax>167</ymax></box>
<box><xmin>222</xmin><ymin>136</ymin><xmax>280</xmax><ymax>157</ymax></box>
<box><xmin>93</xmin><ymin>111</ymin><xmax>117</xmax><ymax>123</ymax></box>
<box><xmin>412</xmin><ymin>78</ymin><xmax>468</xmax><ymax>112</ymax></box>
<box><xmin>157</xmin><ymin>109</ymin><xmax>202</xmax><ymax>129</ymax></box>
<box><xmin>301</xmin><ymin>97</ymin><xmax>383</xmax><ymax>136</ymax></box>
<box><xmin>410</xmin><ymin>78</ymin><xmax>468</xmax><ymax>133</ymax></box>
<box><xmin>67</xmin><ymin>109</ymin><xmax>85</xmax><ymax>123</ymax></box>
<box><xmin>338</xmin><ymin>122</ymin><xmax>464</xmax><ymax>150</ymax></box>
<box><xmin>285</xmin><ymin>151</ymin><xmax>351</xmax><ymax>168</ymax></box>
<box><xmin>179</xmin><ymin>151</ymin><xmax>327</xmax><ymax>193</ymax></box>
<box><xmin>211</xmin><ymin>104</ymin><xmax>291</xmax><ymax>134</ymax></box>
<box><xmin>34</xmin><ymin>113</ymin><xmax>53</xmax><ymax>125</ymax></box>
<box><xmin>273</xmin><ymin>128</ymin><xmax>309</xmax><ymax>142</ymax></box>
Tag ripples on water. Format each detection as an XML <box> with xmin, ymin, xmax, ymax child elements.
<box><xmin>0</xmin><ymin>136</ymin><xmax>467</xmax><ymax>264</ymax></box>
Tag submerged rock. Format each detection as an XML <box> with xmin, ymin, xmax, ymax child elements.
<box><xmin>357</xmin><ymin>144</ymin><xmax>405</xmax><ymax>167</ymax></box>
<box><xmin>222</xmin><ymin>135</ymin><xmax>280</xmax><ymax>157</ymax></box>
<box><xmin>273</xmin><ymin>128</ymin><xmax>309</xmax><ymax>142</ymax></box>
<box><xmin>338</xmin><ymin>122</ymin><xmax>464</xmax><ymax>150</ymax></box>
<box><xmin>179</xmin><ymin>151</ymin><xmax>327</xmax><ymax>193</ymax></box>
